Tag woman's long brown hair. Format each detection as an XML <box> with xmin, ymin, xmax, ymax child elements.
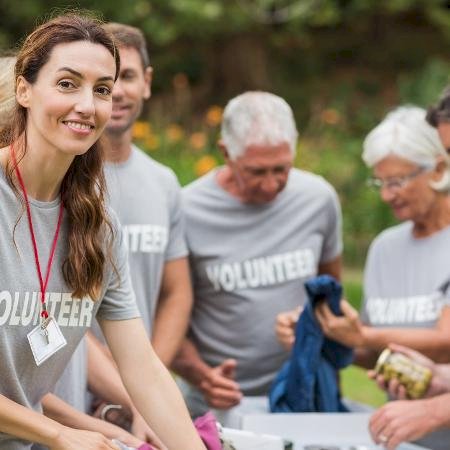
<box><xmin>1</xmin><ymin>13</ymin><xmax>120</xmax><ymax>300</ymax></box>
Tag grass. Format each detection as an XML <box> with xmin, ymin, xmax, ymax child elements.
<box><xmin>340</xmin><ymin>268</ymin><xmax>387</xmax><ymax>408</ymax></box>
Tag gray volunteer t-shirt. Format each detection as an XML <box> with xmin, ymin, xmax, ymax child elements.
<box><xmin>54</xmin><ymin>146</ymin><xmax>187</xmax><ymax>413</ymax></box>
<box><xmin>0</xmin><ymin>168</ymin><xmax>140</xmax><ymax>450</ymax></box>
<box><xmin>361</xmin><ymin>221</ymin><xmax>450</xmax><ymax>450</ymax></box>
<box><xmin>183</xmin><ymin>168</ymin><xmax>342</xmax><ymax>395</ymax></box>
<box><xmin>362</xmin><ymin>221</ymin><xmax>450</xmax><ymax>327</ymax></box>
<box><xmin>104</xmin><ymin>145</ymin><xmax>188</xmax><ymax>333</ymax></box>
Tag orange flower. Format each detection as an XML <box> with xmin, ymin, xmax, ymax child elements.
<box><xmin>165</xmin><ymin>124</ymin><xmax>184</xmax><ymax>143</ymax></box>
<box><xmin>320</xmin><ymin>108</ymin><xmax>341</xmax><ymax>125</ymax></box>
<box><xmin>205</xmin><ymin>105</ymin><xmax>223</xmax><ymax>127</ymax></box>
<box><xmin>132</xmin><ymin>121</ymin><xmax>152</xmax><ymax>140</ymax></box>
<box><xmin>189</xmin><ymin>132</ymin><xmax>207</xmax><ymax>151</ymax></box>
<box><xmin>144</xmin><ymin>134</ymin><xmax>160</xmax><ymax>151</ymax></box>
<box><xmin>195</xmin><ymin>155</ymin><xmax>218</xmax><ymax>177</ymax></box>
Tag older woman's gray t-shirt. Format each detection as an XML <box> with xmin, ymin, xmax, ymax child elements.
<box><xmin>0</xmin><ymin>168</ymin><xmax>140</xmax><ymax>450</ymax></box>
<box><xmin>362</xmin><ymin>221</ymin><xmax>450</xmax><ymax>328</ymax></box>
<box><xmin>361</xmin><ymin>221</ymin><xmax>450</xmax><ymax>450</ymax></box>
<box><xmin>183</xmin><ymin>168</ymin><xmax>342</xmax><ymax>395</ymax></box>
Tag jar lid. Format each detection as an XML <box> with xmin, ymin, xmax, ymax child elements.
<box><xmin>374</xmin><ymin>348</ymin><xmax>392</xmax><ymax>374</ymax></box>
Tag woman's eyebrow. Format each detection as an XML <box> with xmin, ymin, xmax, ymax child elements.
<box><xmin>57</xmin><ymin>66</ymin><xmax>114</xmax><ymax>82</ymax></box>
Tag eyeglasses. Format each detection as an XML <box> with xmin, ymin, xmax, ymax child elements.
<box><xmin>366</xmin><ymin>167</ymin><xmax>427</xmax><ymax>191</ymax></box>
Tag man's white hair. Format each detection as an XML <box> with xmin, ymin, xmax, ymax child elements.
<box><xmin>221</xmin><ymin>91</ymin><xmax>298</xmax><ymax>160</ymax></box>
<box><xmin>362</xmin><ymin>105</ymin><xmax>450</xmax><ymax>192</ymax></box>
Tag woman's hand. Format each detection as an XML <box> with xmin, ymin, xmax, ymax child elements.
<box><xmin>275</xmin><ymin>306</ymin><xmax>302</xmax><ymax>351</ymax></box>
<box><xmin>50</xmin><ymin>426</ymin><xmax>121</xmax><ymax>450</ymax></box>
<box><xmin>369</xmin><ymin>399</ymin><xmax>438</xmax><ymax>450</ymax></box>
<box><xmin>368</xmin><ymin>343</ymin><xmax>450</xmax><ymax>399</ymax></box>
<box><xmin>315</xmin><ymin>299</ymin><xmax>365</xmax><ymax>347</ymax></box>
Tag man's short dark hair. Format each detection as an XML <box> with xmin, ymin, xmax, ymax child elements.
<box><xmin>103</xmin><ymin>22</ymin><xmax>150</xmax><ymax>69</ymax></box>
<box><xmin>426</xmin><ymin>86</ymin><xmax>450</xmax><ymax>128</ymax></box>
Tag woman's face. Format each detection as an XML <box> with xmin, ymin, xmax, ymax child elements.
<box><xmin>373</xmin><ymin>154</ymin><xmax>438</xmax><ymax>222</ymax></box>
<box><xmin>17</xmin><ymin>40</ymin><xmax>116</xmax><ymax>157</ymax></box>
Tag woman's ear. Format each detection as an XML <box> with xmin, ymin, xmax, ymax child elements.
<box><xmin>431</xmin><ymin>155</ymin><xmax>447</xmax><ymax>181</ymax></box>
<box><xmin>16</xmin><ymin>76</ymin><xmax>31</xmax><ymax>108</ymax></box>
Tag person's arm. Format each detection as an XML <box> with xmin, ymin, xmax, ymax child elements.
<box><xmin>353</xmin><ymin>347</ymin><xmax>379</xmax><ymax>369</ymax></box>
<box><xmin>318</xmin><ymin>255</ymin><xmax>342</xmax><ymax>281</ymax></box>
<box><xmin>86</xmin><ymin>332</ymin><xmax>163</xmax><ymax>446</ymax></box>
<box><xmin>172</xmin><ymin>339</ymin><xmax>242</xmax><ymax>409</ymax></box>
<box><xmin>41</xmin><ymin>393</ymin><xmax>145</xmax><ymax>449</ymax></box>
<box><xmin>0</xmin><ymin>393</ymin><xmax>119</xmax><ymax>450</ymax></box>
<box><xmin>369</xmin><ymin>394</ymin><xmax>450</xmax><ymax>450</ymax></box>
<box><xmin>152</xmin><ymin>257</ymin><xmax>193</xmax><ymax>367</ymax></box>
<box><xmin>316</xmin><ymin>302</ymin><xmax>450</xmax><ymax>363</ymax></box>
<box><xmin>99</xmin><ymin>317</ymin><xmax>206</xmax><ymax>449</ymax></box>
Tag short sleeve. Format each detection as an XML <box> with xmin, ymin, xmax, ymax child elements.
<box><xmin>96</xmin><ymin>212</ymin><xmax>141</xmax><ymax>321</ymax></box>
<box><xmin>359</xmin><ymin>238</ymin><xmax>379</xmax><ymax>324</ymax></box>
<box><xmin>164</xmin><ymin>172</ymin><xmax>188</xmax><ymax>261</ymax></box>
<box><xmin>320</xmin><ymin>185</ymin><xmax>343</xmax><ymax>263</ymax></box>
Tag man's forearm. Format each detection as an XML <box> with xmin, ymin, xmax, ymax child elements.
<box><xmin>171</xmin><ymin>339</ymin><xmax>211</xmax><ymax>387</ymax></box>
<box><xmin>152</xmin><ymin>257</ymin><xmax>193</xmax><ymax>367</ymax></box>
<box><xmin>86</xmin><ymin>332</ymin><xmax>134</xmax><ymax>416</ymax></box>
<box><xmin>42</xmin><ymin>393</ymin><xmax>134</xmax><ymax>441</ymax></box>
<box><xmin>152</xmin><ymin>293</ymin><xmax>192</xmax><ymax>367</ymax></box>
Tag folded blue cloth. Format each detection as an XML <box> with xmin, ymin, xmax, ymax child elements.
<box><xmin>269</xmin><ymin>274</ymin><xmax>354</xmax><ymax>412</ymax></box>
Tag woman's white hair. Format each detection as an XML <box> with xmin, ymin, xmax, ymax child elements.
<box><xmin>362</xmin><ymin>105</ymin><xmax>450</xmax><ymax>192</ymax></box>
<box><xmin>0</xmin><ymin>56</ymin><xmax>16</xmax><ymax>131</ymax></box>
<box><xmin>221</xmin><ymin>91</ymin><xmax>298</xmax><ymax>160</ymax></box>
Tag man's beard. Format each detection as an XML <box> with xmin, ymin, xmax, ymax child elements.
<box><xmin>106</xmin><ymin>101</ymin><xmax>143</xmax><ymax>136</ymax></box>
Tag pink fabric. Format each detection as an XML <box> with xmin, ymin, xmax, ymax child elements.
<box><xmin>194</xmin><ymin>411</ymin><xmax>222</xmax><ymax>450</ymax></box>
<box><xmin>136</xmin><ymin>412</ymin><xmax>220</xmax><ymax>450</ymax></box>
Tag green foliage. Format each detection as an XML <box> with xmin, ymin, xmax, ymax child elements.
<box><xmin>398</xmin><ymin>58</ymin><xmax>450</xmax><ymax>106</ymax></box>
<box><xmin>1</xmin><ymin>0</ymin><xmax>449</xmax><ymax>268</ymax></box>
<box><xmin>341</xmin><ymin>365</ymin><xmax>387</xmax><ymax>407</ymax></box>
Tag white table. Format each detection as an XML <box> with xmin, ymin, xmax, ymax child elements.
<box><xmin>213</xmin><ymin>398</ymin><xmax>429</xmax><ymax>450</ymax></box>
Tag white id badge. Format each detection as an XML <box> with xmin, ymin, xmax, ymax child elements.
<box><xmin>27</xmin><ymin>317</ymin><xmax>67</xmax><ymax>366</ymax></box>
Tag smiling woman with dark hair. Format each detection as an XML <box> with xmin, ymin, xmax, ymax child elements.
<box><xmin>0</xmin><ymin>13</ymin><xmax>205</xmax><ymax>450</ymax></box>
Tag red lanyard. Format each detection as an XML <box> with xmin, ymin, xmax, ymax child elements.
<box><xmin>11</xmin><ymin>145</ymin><xmax>64</xmax><ymax>320</ymax></box>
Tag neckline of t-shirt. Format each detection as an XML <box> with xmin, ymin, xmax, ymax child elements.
<box><xmin>104</xmin><ymin>145</ymin><xmax>138</xmax><ymax>171</ymax></box>
<box><xmin>0</xmin><ymin>163</ymin><xmax>62</xmax><ymax>210</ymax></box>
<box><xmin>407</xmin><ymin>220</ymin><xmax>450</xmax><ymax>243</ymax></box>
<box><xmin>209</xmin><ymin>166</ymin><xmax>289</xmax><ymax>209</ymax></box>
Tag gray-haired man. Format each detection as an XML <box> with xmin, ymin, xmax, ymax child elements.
<box><xmin>173</xmin><ymin>91</ymin><xmax>343</xmax><ymax>416</ymax></box>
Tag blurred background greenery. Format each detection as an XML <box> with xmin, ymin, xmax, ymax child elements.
<box><xmin>2</xmin><ymin>0</ymin><xmax>449</xmax><ymax>406</ymax></box>
<box><xmin>1</xmin><ymin>0</ymin><xmax>449</xmax><ymax>268</ymax></box>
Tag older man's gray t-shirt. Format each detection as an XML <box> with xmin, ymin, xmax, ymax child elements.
<box><xmin>0</xmin><ymin>168</ymin><xmax>140</xmax><ymax>450</ymax></box>
<box><xmin>362</xmin><ymin>222</ymin><xmax>450</xmax><ymax>328</ymax></box>
<box><xmin>183</xmin><ymin>168</ymin><xmax>342</xmax><ymax>395</ymax></box>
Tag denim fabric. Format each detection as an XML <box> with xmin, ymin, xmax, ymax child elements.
<box><xmin>269</xmin><ymin>275</ymin><xmax>353</xmax><ymax>412</ymax></box>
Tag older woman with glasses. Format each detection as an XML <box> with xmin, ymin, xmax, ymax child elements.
<box><xmin>276</xmin><ymin>105</ymin><xmax>450</xmax><ymax>448</ymax></box>
<box><xmin>277</xmin><ymin>106</ymin><xmax>450</xmax><ymax>360</ymax></box>
<box><xmin>313</xmin><ymin>105</ymin><xmax>450</xmax><ymax>369</ymax></box>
